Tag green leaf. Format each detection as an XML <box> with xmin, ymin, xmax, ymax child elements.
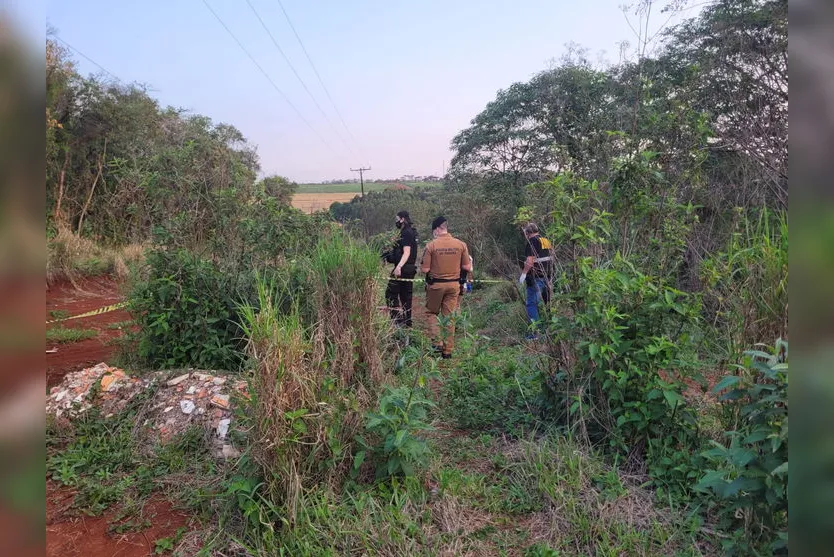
<box><xmin>588</xmin><ymin>343</ymin><xmax>599</xmax><ymax>359</ymax></box>
<box><xmin>663</xmin><ymin>389</ymin><xmax>684</xmax><ymax>409</ymax></box>
<box><xmin>771</xmin><ymin>462</ymin><xmax>788</xmax><ymax>476</ymax></box>
<box><xmin>353</xmin><ymin>451</ymin><xmax>365</xmax><ymax>471</ymax></box>
<box><xmin>394</xmin><ymin>429</ymin><xmax>407</xmax><ymax>448</ymax></box>
<box><xmin>712</xmin><ymin>375</ymin><xmax>741</xmax><ymax>393</ymax></box>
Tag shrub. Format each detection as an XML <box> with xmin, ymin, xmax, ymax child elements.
<box><xmin>356</xmin><ymin>385</ymin><xmax>434</xmax><ymax>480</ymax></box>
<box><xmin>540</xmin><ymin>255</ymin><xmax>704</xmax><ymax>499</ymax></box>
<box><xmin>128</xmin><ymin>248</ymin><xmax>250</xmax><ymax>370</ymax></box>
<box><xmin>695</xmin><ymin>340</ymin><xmax>788</xmax><ymax>555</ymax></box>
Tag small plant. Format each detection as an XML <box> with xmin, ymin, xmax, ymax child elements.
<box><xmin>356</xmin><ymin>385</ymin><xmax>435</xmax><ymax>480</ymax></box>
<box><xmin>46</xmin><ymin>326</ymin><xmax>98</xmax><ymax>344</ymax></box>
<box><xmin>695</xmin><ymin>339</ymin><xmax>788</xmax><ymax>555</ymax></box>
<box><xmin>525</xmin><ymin>543</ymin><xmax>560</xmax><ymax>557</ymax></box>
<box><xmin>154</xmin><ymin>527</ymin><xmax>187</xmax><ymax>554</ymax></box>
<box><xmin>48</xmin><ymin>309</ymin><xmax>70</xmax><ymax>320</ymax></box>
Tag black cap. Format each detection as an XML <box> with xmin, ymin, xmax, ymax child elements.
<box><xmin>431</xmin><ymin>216</ymin><xmax>447</xmax><ymax>230</ymax></box>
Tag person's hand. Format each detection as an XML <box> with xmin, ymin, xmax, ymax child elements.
<box><xmin>394</xmin><ymin>265</ymin><xmax>402</xmax><ymax>277</ymax></box>
<box><xmin>519</xmin><ymin>273</ymin><xmax>527</xmax><ymax>284</ymax></box>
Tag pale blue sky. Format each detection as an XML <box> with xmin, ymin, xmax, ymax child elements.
<box><xmin>42</xmin><ymin>1</ymin><xmax>701</xmax><ymax>182</ymax></box>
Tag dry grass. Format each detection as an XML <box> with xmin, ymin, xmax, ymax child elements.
<box><xmin>47</xmin><ymin>227</ymin><xmax>146</xmax><ymax>286</ymax></box>
<box><xmin>238</xmin><ymin>238</ymin><xmax>392</xmax><ymax>526</ymax></box>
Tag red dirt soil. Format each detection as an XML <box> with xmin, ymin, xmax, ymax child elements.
<box><xmin>46</xmin><ymin>276</ymin><xmax>133</xmax><ymax>389</ymax></box>
<box><xmin>46</xmin><ymin>481</ymin><xmax>192</xmax><ymax>557</ymax></box>
<box><xmin>46</xmin><ymin>277</ymin><xmax>194</xmax><ymax>557</ymax></box>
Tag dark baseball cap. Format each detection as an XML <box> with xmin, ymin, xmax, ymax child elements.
<box><xmin>431</xmin><ymin>216</ymin><xmax>447</xmax><ymax>230</ymax></box>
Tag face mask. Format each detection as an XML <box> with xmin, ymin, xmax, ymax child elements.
<box><xmin>395</xmin><ymin>220</ymin><xmax>403</xmax><ymax>229</ymax></box>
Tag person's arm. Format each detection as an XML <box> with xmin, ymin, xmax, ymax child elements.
<box><xmin>420</xmin><ymin>244</ymin><xmax>432</xmax><ymax>274</ymax></box>
<box><xmin>460</xmin><ymin>245</ymin><xmax>473</xmax><ymax>272</ymax></box>
<box><xmin>393</xmin><ymin>246</ymin><xmax>411</xmax><ymax>277</ymax></box>
<box><xmin>520</xmin><ymin>241</ymin><xmax>534</xmax><ymax>283</ymax></box>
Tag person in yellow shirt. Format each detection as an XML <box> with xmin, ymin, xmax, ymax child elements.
<box><xmin>420</xmin><ymin>216</ymin><xmax>472</xmax><ymax>359</ymax></box>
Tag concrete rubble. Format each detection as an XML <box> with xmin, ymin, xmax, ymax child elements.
<box><xmin>47</xmin><ymin>363</ymin><xmax>249</xmax><ymax>459</ymax></box>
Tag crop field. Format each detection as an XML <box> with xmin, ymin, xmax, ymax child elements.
<box><xmin>291</xmin><ymin>192</ymin><xmax>359</xmax><ymax>213</ymax></box>
<box><xmin>296</xmin><ymin>181</ymin><xmax>442</xmax><ymax>193</ymax></box>
<box><xmin>292</xmin><ymin>182</ymin><xmax>442</xmax><ymax>212</ymax></box>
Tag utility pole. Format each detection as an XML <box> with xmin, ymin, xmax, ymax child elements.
<box><xmin>350</xmin><ymin>166</ymin><xmax>371</xmax><ymax>197</ymax></box>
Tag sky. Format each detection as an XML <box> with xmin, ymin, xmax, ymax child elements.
<box><xmin>38</xmin><ymin>0</ymin><xmax>704</xmax><ymax>183</ymax></box>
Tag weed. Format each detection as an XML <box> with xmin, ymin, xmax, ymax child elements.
<box><xmin>443</xmin><ymin>346</ymin><xmax>541</xmax><ymax>433</ymax></box>
<box><xmin>154</xmin><ymin>527</ymin><xmax>187</xmax><ymax>554</ymax></box>
<box><xmin>46</xmin><ymin>326</ymin><xmax>98</xmax><ymax>344</ymax></box>
<box><xmin>356</xmin><ymin>385</ymin><xmax>435</xmax><ymax>480</ymax></box>
<box><xmin>48</xmin><ymin>309</ymin><xmax>70</xmax><ymax>320</ymax></box>
<box><xmin>695</xmin><ymin>340</ymin><xmax>788</xmax><ymax>554</ymax></box>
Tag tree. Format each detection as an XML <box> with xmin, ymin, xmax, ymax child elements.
<box><xmin>258</xmin><ymin>175</ymin><xmax>297</xmax><ymax>206</ymax></box>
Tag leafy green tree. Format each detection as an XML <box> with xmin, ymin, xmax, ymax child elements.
<box><xmin>258</xmin><ymin>175</ymin><xmax>297</xmax><ymax>206</ymax></box>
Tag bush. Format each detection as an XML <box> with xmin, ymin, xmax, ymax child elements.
<box><xmin>128</xmin><ymin>248</ymin><xmax>251</xmax><ymax>370</ymax></box>
<box><xmin>695</xmin><ymin>340</ymin><xmax>788</xmax><ymax>555</ymax></box>
<box><xmin>356</xmin><ymin>385</ymin><xmax>434</xmax><ymax>480</ymax></box>
<box><xmin>540</xmin><ymin>255</ymin><xmax>704</xmax><ymax>499</ymax></box>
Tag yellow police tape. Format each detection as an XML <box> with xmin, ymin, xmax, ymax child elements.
<box><xmin>46</xmin><ymin>301</ymin><xmax>129</xmax><ymax>325</ymax></box>
<box><xmin>379</xmin><ymin>275</ymin><xmax>510</xmax><ymax>284</ymax></box>
<box><xmin>46</xmin><ymin>278</ymin><xmax>511</xmax><ymax>325</ymax></box>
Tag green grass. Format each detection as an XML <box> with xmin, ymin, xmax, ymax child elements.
<box><xmin>47</xmin><ymin>387</ymin><xmax>216</xmax><ymax>524</ymax></box>
<box><xmin>296</xmin><ymin>181</ymin><xmax>442</xmax><ymax>194</ymax></box>
<box><xmin>49</xmin><ymin>309</ymin><xmax>70</xmax><ymax>321</ymax></box>
<box><xmin>46</xmin><ymin>325</ymin><xmax>98</xmax><ymax>344</ymax></box>
<box><xmin>107</xmin><ymin>320</ymin><xmax>135</xmax><ymax>330</ymax></box>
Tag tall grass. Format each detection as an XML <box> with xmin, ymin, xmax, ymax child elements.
<box><xmin>47</xmin><ymin>228</ymin><xmax>146</xmax><ymax>286</ymax></box>
<box><xmin>238</xmin><ymin>280</ymin><xmax>316</xmax><ymax>524</ymax></box>
<box><xmin>307</xmin><ymin>234</ymin><xmax>389</xmax><ymax>387</ymax></box>
<box><xmin>701</xmin><ymin>208</ymin><xmax>788</xmax><ymax>360</ymax></box>
<box><xmin>237</xmin><ymin>234</ymin><xmax>392</xmax><ymax>528</ymax></box>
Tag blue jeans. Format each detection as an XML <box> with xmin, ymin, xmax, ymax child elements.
<box><xmin>525</xmin><ymin>277</ymin><xmax>548</xmax><ymax>327</ymax></box>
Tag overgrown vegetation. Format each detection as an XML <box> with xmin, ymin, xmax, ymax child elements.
<box><xmin>46</xmin><ymin>0</ymin><xmax>788</xmax><ymax>554</ymax></box>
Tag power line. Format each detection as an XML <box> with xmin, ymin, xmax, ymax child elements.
<box><xmin>244</xmin><ymin>0</ymin><xmax>356</xmax><ymax>157</ymax></box>
<box><xmin>200</xmin><ymin>0</ymin><xmax>337</xmax><ymax>154</ymax></box>
<box><xmin>52</xmin><ymin>35</ymin><xmax>120</xmax><ymax>82</ymax></box>
<box><xmin>275</xmin><ymin>0</ymin><xmax>363</xmax><ymax>153</ymax></box>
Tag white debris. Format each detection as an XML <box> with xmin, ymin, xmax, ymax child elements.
<box><xmin>217</xmin><ymin>418</ymin><xmax>231</xmax><ymax>439</ymax></box>
<box><xmin>186</xmin><ymin>385</ymin><xmax>197</xmax><ymax>395</ymax></box>
<box><xmin>180</xmin><ymin>400</ymin><xmax>195</xmax><ymax>414</ymax></box>
<box><xmin>163</xmin><ymin>406</ymin><xmax>174</xmax><ymax>413</ymax></box>
<box><xmin>220</xmin><ymin>444</ymin><xmax>241</xmax><ymax>459</ymax></box>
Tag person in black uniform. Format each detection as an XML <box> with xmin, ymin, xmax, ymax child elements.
<box><xmin>385</xmin><ymin>211</ymin><xmax>419</xmax><ymax>328</ymax></box>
